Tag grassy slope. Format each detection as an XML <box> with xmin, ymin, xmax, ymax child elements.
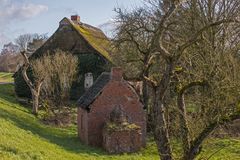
<box><xmin>0</xmin><ymin>84</ymin><xmax>239</xmax><ymax>160</ymax></box>
<box><xmin>0</xmin><ymin>72</ymin><xmax>13</xmax><ymax>83</ymax></box>
<box><xmin>0</xmin><ymin>84</ymin><xmax>159</xmax><ymax>160</ymax></box>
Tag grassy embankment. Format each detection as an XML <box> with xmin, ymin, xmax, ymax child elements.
<box><xmin>0</xmin><ymin>72</ymin><xmax>13</xmax><ymax>83</ymax></box>
<box><xmin>0</xmin><ymin>75</ymin><xmax>239</xmax><ymax>160</ymax></box>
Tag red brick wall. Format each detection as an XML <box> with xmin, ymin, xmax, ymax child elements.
<box><xmin>71</xmin><ymin>15</ymin><xmax>80</xmax><ymax>23</ymax></box>
<box><xmin>77</xmin><ymin>107</ymin><xmax>88</xmax><ymax>144</ymax></box>
<box><xmin>85</xmin><ymin>80</ymin><xmax>146</xmax><ymax>147</ymax></box>
<box><xmin>103</xmin><ymin>129</ymin><xmax>142</xmax><ymax>154</ymax></box>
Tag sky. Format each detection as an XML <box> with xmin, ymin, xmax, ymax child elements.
<box><xmin>0</xmin><ymin>0</ymin><xmax>143</xmax><ymax>50</ymax></box>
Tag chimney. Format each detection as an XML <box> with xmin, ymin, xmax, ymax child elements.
<box><xmin>71</xmin><ymin>15</ymin><xmax>80</xmax><ymax>24</ymax></box>
<box><xmin>111</xmin><ymin>67</ymin><xmax>123</xmax><ymax>81</ymax></box>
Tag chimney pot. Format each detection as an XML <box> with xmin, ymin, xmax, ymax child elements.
<box><xmin>71</xmin><ymin>15</ymin><xmax>80</xmax><ymax>24</ymax></box>
<box><xmin>111</xmin><ymin>67</ymin><xmax>123</xmax><ymax>81</ymax></box>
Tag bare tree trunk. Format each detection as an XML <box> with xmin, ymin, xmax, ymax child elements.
<box><xmin>154</xmin><ymin>107</ymin><xmax>172</xmax><ymax>160</ymax></box>
<box><xmin>151</xmin><ymin>62</ymin><xmax>174</xmax><ymax>160</ymax></box>
<box><xmin>176</xmin><ymin>81</ymin><xmax>207</xmax><ymax>160</ymax></box>
<box><xmin>177</xmin><ymin>93</ymin><xmax>191</xmax><ymax>160</ymax></box>
<box><xmin>185</xmin><ymin>122</ymin><xmax>218</xmax><ymax>160</ymax></box>
<box><xmin>184</xmin><ymin>113</ymin><xmax>240</xmax><ymax>160</ymax></box>
<box><xmin>143</xmin><ymin>55</ymin><xmax>150</xmax><ymax>111</ymax></box>
<box><xmin>31</xmin><ymin>91</ymin><xmax>39</xmax><ymax>115</ymax></box>
<box><xmin>21</xmin><ymin>51</ymin><xmax>43</xmax><ymax>116</ymax></box>
<box><xmin>143</xmin><ymin>79</ymin><xmax>149</xmax><ymax>110</ymax></box>
<box><xmin>153</xmin><ymin>87</ymin><xmax>173</xmax><ymax>160</ymax></box>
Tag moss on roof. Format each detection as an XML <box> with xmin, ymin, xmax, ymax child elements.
<box><xmin>65</xmin><ymin>18</ymin><xmax>112</xmax><ymax>62</ymax></box>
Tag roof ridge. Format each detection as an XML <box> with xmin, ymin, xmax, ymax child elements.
<box><xmin>77</xmin><ymin>72</ymin><xmax>111</xmax><ymax>109</ymax></box>
<box><xmin>66</xmin><ymin>18</ymin><xmax>112</xmax><ymax>62</ymax></box>
<box><xmin>81</xmin><ymin>23</ymin><xmax>104</xmax><ymax>34</ymax></box>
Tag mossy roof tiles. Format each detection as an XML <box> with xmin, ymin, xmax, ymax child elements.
<box><xmin>65</xmin><ymin>18</ymin><xmax>112</xmax><ymax>62</ymax></box>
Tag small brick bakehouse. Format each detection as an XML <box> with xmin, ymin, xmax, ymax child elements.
<box><xmin>77</xmin><ymin>68</ymin><xmax>146</xmax><ymax>153</ymax></box>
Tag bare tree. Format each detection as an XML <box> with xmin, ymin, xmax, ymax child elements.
<box><xmin>20</xmin><ymin>49</ymin><xmax>77</xmax><ymax>118</ymax></box>
<box><xmin>17</xmin><ymin>33</ymin><xmax>48</xmax><ymax>115</ymax></box>
<box><xmin>27</xmin><ymin>33</ymin><xmax>48</xmax><ymax>53</ymax></box>
<box><xmin>0</xmin><ymin>33</ymin><xmax>47</xmax><ymax>73</ymax></box>
<box><xmin>15</xmin><ymin>34</ymin><xmax>34</xmax><ymax>51</ymax></box>
<box><xmin>113</xmin><ymin>0</ymin><xmax>240</xmax><ymax>159</ymax></box>
<box><xmin>15</xmin><ymin>33</ymin><xmax>48</xmax><ymax>53</ymax></box>
<box><xmin>33</xmin><ymin>50</ymin><xmax>78</xmax><ymax>125</ymax></box>
<box><xmin>0</xmin><ymin>53</ymin><xmax>23</xmax><ymax>72</ymax></box>
<box><xmin>113</xmin><ymin>6</ymin><xmax>155</xmax><ymax>111</ymax></box>
<box><xmin>20</xmin><ymin>51</ymin><xmax>44</xmax><ymax>115</ymax></box>
<box><xmin>173</xmin><ymin>1</ymin><xmax>240</xmax><ymax>159</ymax></box>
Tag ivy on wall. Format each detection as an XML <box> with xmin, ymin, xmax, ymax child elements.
<box><xmin>14</xmin><ymin>52</ymin><xmax>111</xmax><ymax>100</ymax></box>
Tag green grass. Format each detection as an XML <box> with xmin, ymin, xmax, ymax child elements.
<box><xmin>0</xmin><ymin>84</ymin><xmax>239</xmax><ymax>160</ymax></box>
<box><xmin>0</xmin><ymin>72</ymin><xmax>13</xmax><ymax>83</ymax></box>
<box><xmin>0</xmin><ymin>84</ymin><xmax>159</xmax><ymax>160</ymax></box>
<box><xmin>199</xmin><ymin>138</ymin><xmax>240</xmax><ymax>160</ymax></box>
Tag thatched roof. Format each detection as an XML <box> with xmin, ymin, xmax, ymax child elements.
<box><xmin>13</xmin><ymin>17</ymin><xmax>113</xmax><ymax>77</ymax></box>
<box><xmin>64</xmin><ymin>18</ymin><xmax>112</xmax><ymax>62</ymax></box>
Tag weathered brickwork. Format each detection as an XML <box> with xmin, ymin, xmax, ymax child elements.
<box><xmin>102</xmin><ymin>106</ymin><xmax>143</xmax><ymax>153</ymax></box>
<box><xmin>103</xmin><ymin>129</ymin><xmax>142</xmax><ymax>154</ymax></box>
<box><xmin>77</xmin><ymin>68</ymin><xmax>146</xmax><ymax>152</ymax></box>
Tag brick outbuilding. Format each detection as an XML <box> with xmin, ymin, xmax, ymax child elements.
<box><xmin>77</xmin><ymin>68</ymin><xmax>146</xmax><ymax>150</ymax></box>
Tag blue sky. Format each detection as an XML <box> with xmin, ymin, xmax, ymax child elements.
<box><xmin>0</xmin><ymin>0</ymin><xmax>143</xmax><ymax>49</ymax></box>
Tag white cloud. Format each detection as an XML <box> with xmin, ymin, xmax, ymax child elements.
<box><xmin>0</xmin><ymin>0</ymin><xmax>48</xmax><ymax>49</ymax></box>
<box><xmin>0</xmin><ymin>2</ymin><xmax>48</xmax><ymax>23</ymax></box>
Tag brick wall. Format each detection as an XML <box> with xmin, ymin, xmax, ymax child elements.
<box><xmin>77</xmin><ymin>107</ymin><xmax>89</xmax><ymax>144</ymax></box>
<box><xmin>80</xmin><ymin>80</ymin><xmax>146</xmax><ymax>147</ymax></box>
<box><xmin>103</xmin><ymin>129</ymin><xmax>142</xmax><ymax>154</ymax></box>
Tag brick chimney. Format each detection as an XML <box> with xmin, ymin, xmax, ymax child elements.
<box><xmin>71</xmin><ymin>15</ymin><xmax>80</xmax><ymax>24</ymax></box>
<box><xmin>111</xmin><ymin>67</ymin><xmax>123</xmax><ymax>81</ymax></box>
